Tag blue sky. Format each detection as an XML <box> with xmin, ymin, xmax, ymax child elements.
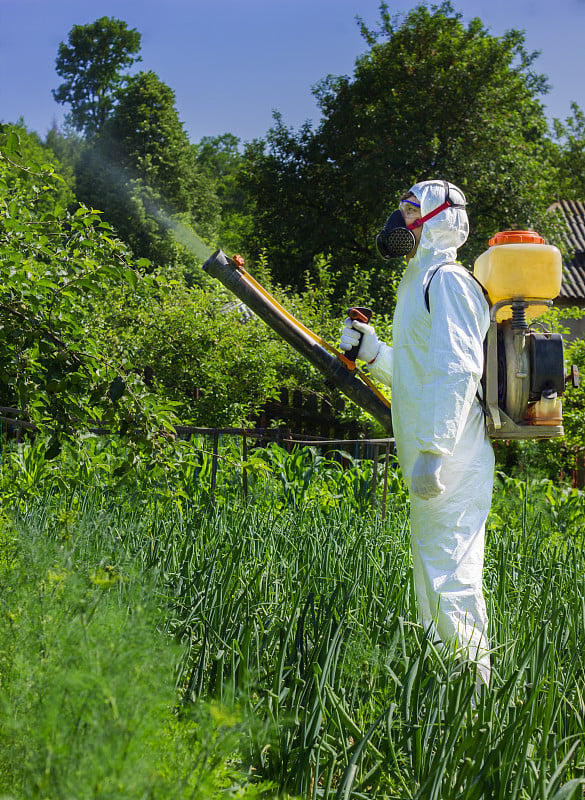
<box><xmin>1</xmin><ymin>0</ymin><xmax>585</xmax><ymax>145</ymax></box>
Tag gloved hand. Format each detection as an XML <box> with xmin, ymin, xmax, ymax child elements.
<box><xmin>339</xmin><ymin>318</ymin><xmax>381</xmax><ymax>363</ymax></box>
<box><xmin>410</xmin><ymin>451</ymin><xmax>446</xmax><ymax>499</ymax></box>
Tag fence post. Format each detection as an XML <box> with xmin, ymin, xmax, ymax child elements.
<box><xmin>210</xmin><ymin>429</ymin><xmax>219</xmax><ymax>505</ymax></box>
<box><xmin>242</xmin><ymin>434</ymin><xmax>248</xmax><ymax>499</ymax></box>
<box><xmin>370</xmin><ymin>444</ymin><xmax>380</xmax><ymax>511</ymax></box>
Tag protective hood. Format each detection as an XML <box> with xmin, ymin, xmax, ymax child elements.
<box><xmin>408</xmin><ymin>180</ymin><xmax>469</xmax><ymax>273</ymax></box>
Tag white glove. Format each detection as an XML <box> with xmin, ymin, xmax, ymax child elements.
<box><xmin>339</xmin><ymin>318</ymin><xmax>381</xmax><ymax>363</ymax></box>
<box><xmin>410</xmin><ymin>452</ymin><xmax>446</xmax><ymax>499</ymax></box>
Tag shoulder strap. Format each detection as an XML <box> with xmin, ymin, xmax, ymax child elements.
<box><xmin>423</xmin><ymin>263</ymin><xmax>489</xmax><ymax>413</ymax></box>
<box><xmin>423</xmin><ymin>265</ymin><xmax>445</xmax><ymax>312</ymax></box>
<box><xmin>424</xmin><ymin>264</ymin><xmax>486</xmax><ymax>312</ymax></box>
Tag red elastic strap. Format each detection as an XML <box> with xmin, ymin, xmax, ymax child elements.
<box><xmin>407</xmin><ymin>200</ymin><xmax>451</xmax><ymax>230</ymax></box>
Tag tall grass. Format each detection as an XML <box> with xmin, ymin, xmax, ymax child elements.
<box><xmin>156</xmin><ymin>499</ymin><xmax>585</xmax><ymax>799</ymax></box>
<box><xmin>1</xmin><ymin>441</ymin><xmax>585</xmax><ymax>798</ymax></box>
<box><xmin>0</xmin><ymin>492</ymin><xmax>277</xmax><ymax>799</ymax></box>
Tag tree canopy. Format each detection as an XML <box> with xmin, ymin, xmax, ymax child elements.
<box><xmin>553</xmin><ymin>103</ymin><xmax>585</xmax><ymax>201</ymax></box>
<box><xmin>195</xmin><ymin>134</ymin><xmax>251</xmax><ymax>251</ymax></box>
<box><xmin>74</xmin><ymin>70</ymin><xmax>220</xmax><ymax>268</ymax></box>
<box><xmin>240</xmin><ymin>1</ymin><xmax>560</xmax><ymax>306</ymax></box>
<box><xmin>53</xmin><ymin>17</ymin><xmax>142</xmax><ymax>137</ymax></box>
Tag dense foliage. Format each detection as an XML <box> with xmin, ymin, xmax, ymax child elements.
<box><xmin>240</xmin><ymin>1</ymin><xmax>564</xmax><ymax>305</ymax></box>
<box><xmin>0</xmin><ymin>123</ymin><xmax>382</xmax><ymax>440</ymax></box>
<box><xmin>82</xmin><ymin>258</ymin><xmax>339</xmax><ymax>427</ymax></box>
<box><xmin>195</xmin><ymin>133</ymin><xmax>252</xmax><ymax>253</ymax></box>
<box><xmin>553</xmin><ymin>103</ymin><xmax>585</xmax><ymax>201</ymax></box>
<box><xmin>0</xmin><ymin>123</ymin><xmax>177</xmax><ymax>468</ymax></box>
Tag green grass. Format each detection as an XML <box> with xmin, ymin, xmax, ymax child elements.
<box><xmin>1</xmin><ymin>443</ymin><xmax>585</xmax><ymax>798</ymax></box>
<box><xmin>0</xmin><ymin>494</ymin><xmax>278</xmax><ymax>799</ymax></box>
<box><xmin>159</xmin><ymin>498</ymin><xmax>585</xmax><ymax>799</ymax></box>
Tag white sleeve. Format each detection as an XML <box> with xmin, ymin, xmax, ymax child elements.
<box><xmin>416</xmin><ymin>267</ymin><xmax>489</xmax><ymax>455</ymax></box>
<box><xmin>367</xmin><ymin>342</ymin><xmax>393</xmax><ymax>388</ymax></box>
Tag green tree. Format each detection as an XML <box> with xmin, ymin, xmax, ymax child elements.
<box><xmin>0</xmin><ymin>124</ymin><xmax>175</xmax><ymax>467</ymax></box>
<box><xmin>195</xmin><ymin>134</ymin><xmax>252</xmax><ymax>250</ymax></box>
<box><xmin>553</xmin><ymin>102</ymin><xmax>585</xmax><ymax>200</ymax></box>
<box><xmin>75</xmin><ymin>71</ymin><xmax>220</xmax><ymax>268</ymax></box>
<box><xmin>241</xmin><ymin>1</ymin><xmax>559</xmax><ymax>306</ymax></box>
<box><xmin>53</xmin><ymin>17</ymin><xmax>141</xmax><ymax>137</ymax></box>
<box><xmin>196</xmin><ymin>134</ymin><xmax>241</xmax><ymax>190</ymax></box>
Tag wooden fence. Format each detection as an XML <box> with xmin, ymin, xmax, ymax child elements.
<box><xmin>255</xmin><ymin>388</ymin><xmax>369</xmax><ymax>440</ymax></box>
<box><xmin>1</xmin><ymin>406</ymin><xmax>35</xmax><ymax>443</ymax></box>
<box><xmin>174</xmin><ymin>426</ymin><xmax>396</xmax><ymax>518</ymax></box>
<box><xmin>5</xmin><ymin>400</ymin><xmax>585</xmax><ymax>499</ymax></box>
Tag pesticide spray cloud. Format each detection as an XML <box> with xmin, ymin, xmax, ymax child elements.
<box><xmin>88</xmin><ymin>155</ymin><xmax>215</xmax><ymax>263</ymax></box>
<box><xmin>146</xmin><ymin>203</ymin><xmax>213</xmax><ymax>263</ymax></box>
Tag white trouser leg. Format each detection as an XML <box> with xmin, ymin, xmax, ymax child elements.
<box><xmin>406</xmin><ymin>410</ymin><xmax>494</xmax><ymax>687</ymax></box>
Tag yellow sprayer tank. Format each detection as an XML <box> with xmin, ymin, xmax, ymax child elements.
<box><xmin>473</xmin><ymin>230</ymin><xmax>562</xmax><ymax>321</ymax></box>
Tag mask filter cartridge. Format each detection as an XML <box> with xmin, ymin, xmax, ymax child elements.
<box><xmin>376</xmin><ymin>209</ymin><xmax>417</xmax><ymax>259</ymax></box>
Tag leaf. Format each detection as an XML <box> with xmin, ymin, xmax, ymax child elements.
<box><xmin>44</xmin><ymin>436</ymin><xmax>62</xmax><ymax>460</ymax></box>
<box><xmin>122</xmin><ymin>268</ymin><xmax>138</xmax><ymax>289</ymax></box>
<box><xmin>5</xmin><ymin>130</ymin><xmax>21</xmax><ymax>157</ymax></box>
<box><xmin>549</xmin><ymin>780</ymin><xmax>585</xmax><ymax>800</ymax></box>
<box><xmin>76</xmin><ymin>277</ymin><xmax>99</xmax><ymax>290</ymax></box>
<box><xmin>112</xmin><ymin>456</ymin><xmax>137</xmax><ymax>477</ymax></box>
<box><xmin>108</xmin><ymin>376</ymin><xmax>126</xmax><ymax>401</ymax></box>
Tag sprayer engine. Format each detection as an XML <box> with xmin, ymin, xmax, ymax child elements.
<box><xmin>483</xmin><ymin>299</ymin><xmax>576</xmax><ymax>439</ymax></box>
<box><xmin>472</xmin><ymin>229</ymin><xmax>582</xmax><ymax>440</ymax></box>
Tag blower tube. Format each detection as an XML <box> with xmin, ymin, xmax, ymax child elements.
<box><xmin>203</xmin><ymin>250</ymin><xmax>393</xmax><ymax>434</ymax></box>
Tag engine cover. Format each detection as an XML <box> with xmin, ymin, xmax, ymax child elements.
<box><xmin>483</xmin><ymin>300</ymin><xmax>566</xmax><ymax>440</ymax></box>
<box><xmin>526</xmin><ymin>333</ymin><xmax>565</xmax><ymax>401</ymax></box>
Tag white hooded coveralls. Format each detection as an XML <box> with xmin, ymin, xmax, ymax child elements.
<box><xmin>369</xmin><ymin>180</ymin><xmax>494</xmax><ymax>685</ymax></box>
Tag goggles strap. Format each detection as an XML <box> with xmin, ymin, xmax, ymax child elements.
<box><xmin>407</xmin><ymin>200</ymin><xmax>450</xmax><ymax>230</ymax></box>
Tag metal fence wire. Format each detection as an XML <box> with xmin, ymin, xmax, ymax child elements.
<box><xmin>0</xmin><ymin>406</ymin><xmax>396</xmax><ymax>518</ymax></box>
<box><xmin>174</xmin><ymin>425</ymin><xmax>396</xmax><ymax>517</ymax></box>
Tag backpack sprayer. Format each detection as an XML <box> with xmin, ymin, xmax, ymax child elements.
<box><xmin>473</xmin><ymin>230</ymin><xmax>579</xmax><ymax>440</ymax></box>
<box><xmin>202</xmin><ymin>250</ymin><xmax>393</xmax><ymax>433</ymax></box>
<box><xmin>203</xmin><ymin>233</ymin><xmax>577</xmax><ymax>441</ymax></box>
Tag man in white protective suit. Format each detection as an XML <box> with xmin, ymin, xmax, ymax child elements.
<box><xmin>340</xmin><ymin>179</ymin><xmax>494</xmax><ymax>689</ymax></box>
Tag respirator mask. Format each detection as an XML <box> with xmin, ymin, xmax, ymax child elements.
<box><xmin>376</xmin><ymin>180</ymin><xmax>466</xmax><ymax>259</ymax></box>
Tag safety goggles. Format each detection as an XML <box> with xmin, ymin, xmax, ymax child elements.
<box><xmin>403</xmin><ymin>181</ymin><xmax>465</xmax><ymax>231</ymax></box>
